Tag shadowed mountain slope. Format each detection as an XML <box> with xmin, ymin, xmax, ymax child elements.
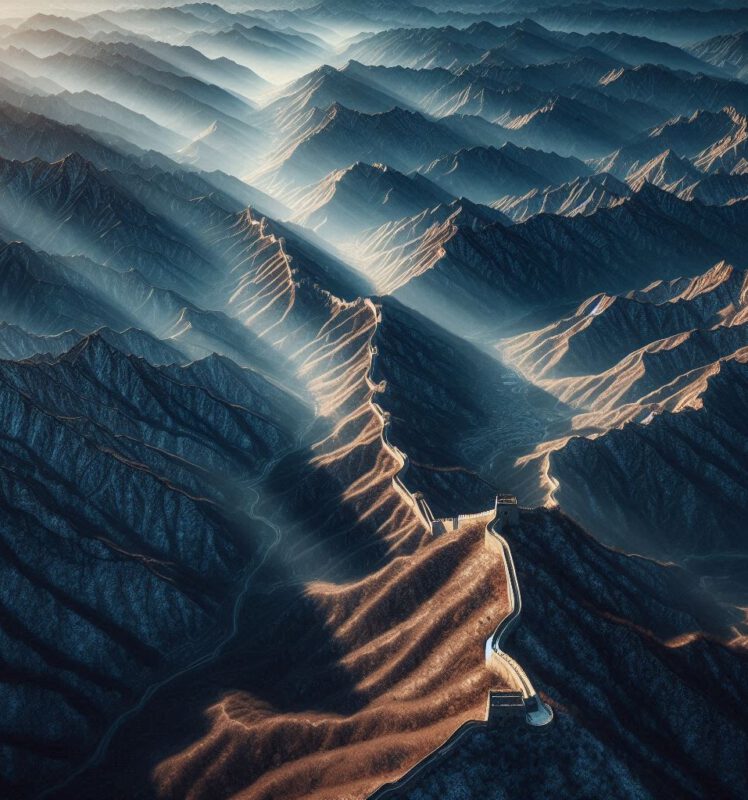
<box><xmin>357</xmin><ymin>184</ymin><xmax>748</xmax><ymax>336</ymax></box>
<box><xmin>418</xmin><ymin>143</ymin><xmax>589</xmax><ymax>205</ymax></box>
<box><xmin>0</xmin><ymin>334</ymin><xmax>307</xmax><ymax>797</ymax></box>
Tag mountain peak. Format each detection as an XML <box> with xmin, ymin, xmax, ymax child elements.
<box><xmin>55</xmin><ymin>151</ymin><xmax>95</xmax><ymax>185</ymax></box>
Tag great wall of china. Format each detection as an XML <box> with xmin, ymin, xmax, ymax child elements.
<box><xmin>363</xmin><ymin>298</ymin><xmax>553</xmax><ymax>798</ymax></box>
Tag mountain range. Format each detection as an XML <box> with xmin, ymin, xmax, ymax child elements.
<box><xmin>0</xmin><ymin>4</ymin><xmax>747</xmax><ymax>800</ymax></box>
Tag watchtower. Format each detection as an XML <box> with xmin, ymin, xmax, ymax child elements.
<box><xmin>486</xmin><ymin>690</ymin><xmax>525</xmax><ymax>728</ymax></box>
<box><xmin>494</xmin><ymin>494</ymin><xmax>519</xmax><ymax>529</ymax></box>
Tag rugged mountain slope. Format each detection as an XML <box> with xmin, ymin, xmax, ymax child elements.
<box><xmin>598</xmin><ymin>108</ymin><xmax>748</xmax><ymax>182</ymax></box>
<box><xmin>562</xmin><ymin>29</ymin><xmax>719</xmax><ymax>74</ymax></box>
<box><xmin>0</xmin><ymin>240</ymin><xmax>131</xmax><ymax>335</ymax></box>
<box><xmin>340</xmin><ymin>25</ymin><xmax>486</xmax><ymax>70</ymax></box>
<box><xmin>418</xmin><ymin>143</ymin><xmax>589</xmax><ymax>205</ymax></box>
<box><xmin>186</xmin><ymin>21</ymin><xmax>329</xmax><ymax>79</ymax></box>
<box><xmin>498</xmin><ymin>259</ymin><xmax>748</xmax><ymax>573</ymax></box>
<box><xmin>690</xmin><ymin>31</ymin><xmax>748</xmax><ymax>80</ymax></box>
<box><xmin>0</xmin><ymin>46</ymin><xmax>265</xmax><ymax>146</ymax></box>
<box><xmin>261</xmin><ymin>64</ymin><xmax>405</xmax><ymax>133</ymax></box>
<box><xmin>0</xmin><ymin>334</ymin><xmax>307</xmax><ymax>797</ymax></box>
<box><xmin>0</xmin><ymin>321</ymin><xmax>185</xmax><ymax>364</ymax></box>
<box><xmin>465</xmin><ymin>56</ymin><xmax>623</xmax><ymax>96</ymax></box>
<box><xmin>370</xmin><ymin>508</ymin><xmax>748</xmax><ymax>799</ymax></box>
<box><xmin>351</xmin><ymin>198</ymin><xmax>508</xmax><ymax>306</ymax></box>
<box><xmin>550</xmin><ymin>356</ymin><xmax>748</xmax><ymax>560</ymax></box>
<box><xmin>0</xmin><ymin>102</ymin><xmax>144</xmax><ymax>172</ymax></box>
<box><xmin>0</xmin><ymin>98</ymin><xmax>277</xmax><ymax>217</ymax></box>
<box><xmin>0</xmin><ymin>78</ymin><xmax>186</xmax><ymax>154</ymax></box>
<box><xmin>494</xmin><ymin>173</ymin><xmax>630</xmax><ymax>221</ymax></box>
<box><xmin>90</xmin><ymin>31</ymin><xmax>271</xmax><ymax>98</ymax></box>
<box><xmin>358</xmin><ymin>184</ymin><xmax>748</xmax><ymax>336</ymax></box>
<box><xmin>502</xmin><ymin>260</ymin><xmax>748</xmax><ymax>380</ymax></box>
<box><xmin>679</xmin><ymin>172</ymin><xmax>748</xmax><ymax>205</ymax></box>
<box><xmin>338</xmin><ymin>60</ymin><xmax>457</xmax><ymax>112</ymax></box>
<box><xmin>0</xmin><ymin>153</ymin><xmax>219</xmax><ymax>298</ymax></box>
<box><xmin>599</xmin><ymin>64</ymin><xmax>748</xmax><ymax>117</ymax></box>
<box><xmin>503</xmin><ymin>95</ymin><xmax>631</xmax><ymax>158</ymax></box>
<box><xmin>0</xmin><ymin>238</ymin><xmax>286</xmax><ymax>375</ymax></box>
<box><xmin>533</xmin><ymin>5</ymin><xmax>748</xmax><ymax>45</ymax></box>
<box><xmin>626</xmin><ymin>150</ymin><xmax>703</xmax><ymax>192</ymax></box>
<box><xmin>254</xmin><ymin>103</ymin><xmax>468</xmax><ymax>194</ymax></box>
<box><xmin>479</xmin><ymin>28</ymin><xmax>575</xmax><ymax>68</ymax></box>
<box><xmin>288</xmin><ymin>161</ymin><xmax>453</xmax><ymax>241</ymax></box>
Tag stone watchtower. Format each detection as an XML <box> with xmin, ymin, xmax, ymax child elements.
<box><xmin>494</xmin><ymin>494</ymin><xmax>519</xmax><ymax>529</ymax></box>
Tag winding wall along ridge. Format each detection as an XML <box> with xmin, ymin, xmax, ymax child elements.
<box><xmin>363</xmin><ymin>298</ymin><xmax>436</xmax><ymax>531</ymax></box>
<box><xmin>368</xmin><ymin>505</ymin><xmax>553</xmax><ymax>799</ymax></box>
<box><xmin>368</xmin><ymin>500</ymin><xmax>552</xmax><ymax>799</ymax></box>
<box><xmin>367</xmin><ymin>720</ymin><xmax>486</xmax><ymax>799</ymax></box>
<box><xmin>363</xmin><ymin>299</ymin><xmax>552</xmax><ymax>797</ymax></box>
<box><xmin>484</xmin><ymin>505</ymin><xmax>553</xmax><ymax>726</ymax></box>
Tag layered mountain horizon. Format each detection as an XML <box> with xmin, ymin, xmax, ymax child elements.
<box><xmin>1</xmin><ymin>2</ymin><xmax>747</xmax><ymax>799</ymax></box>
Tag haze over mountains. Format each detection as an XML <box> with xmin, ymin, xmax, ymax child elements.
<box><xmin>0</xmin><ymin>2</ymin><xmax>747</xmax><ymax>800</ymax></box>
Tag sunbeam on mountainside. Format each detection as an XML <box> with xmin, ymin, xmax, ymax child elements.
<box><xmin>0</xmin><ymin>2</ymin><xmax>747</xmax><ymax>800</ymax></box>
